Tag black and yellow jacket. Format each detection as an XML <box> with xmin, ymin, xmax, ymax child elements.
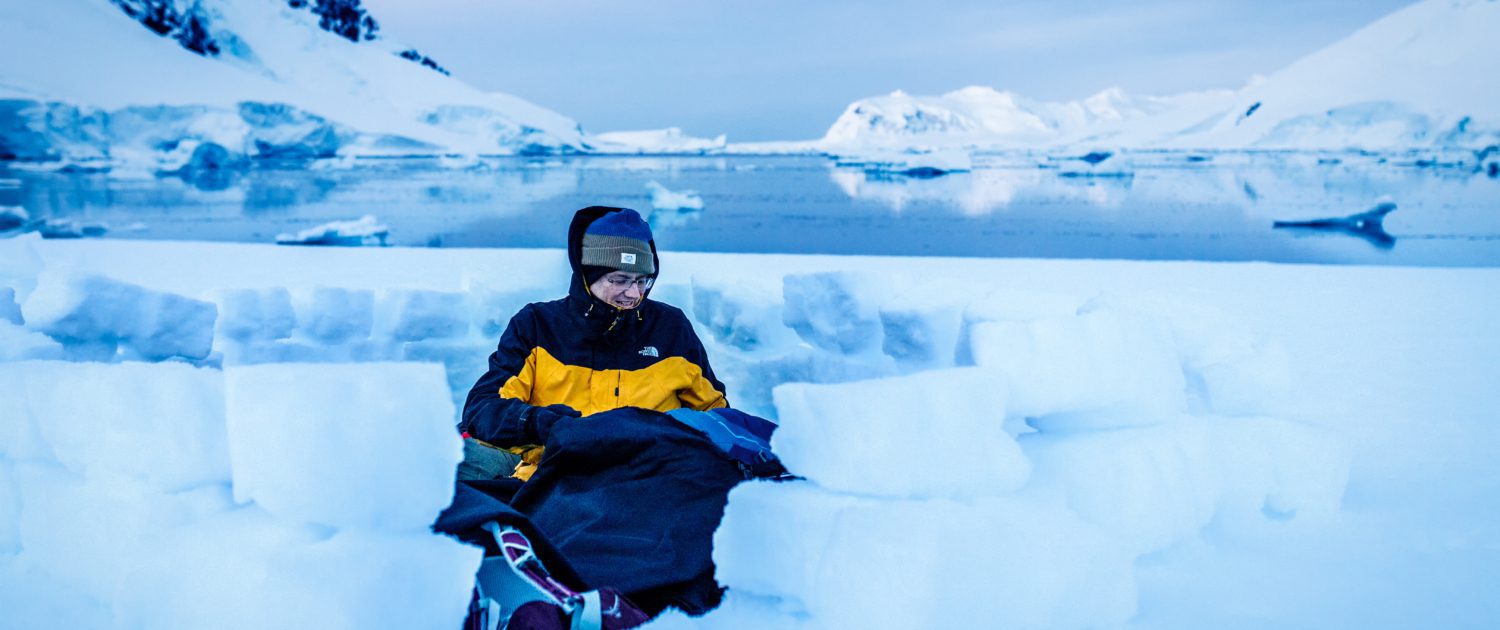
<box><xmin>461</xmin><ymin>207</ymin><xmax>728</xmax><ymax>478</ymax></box>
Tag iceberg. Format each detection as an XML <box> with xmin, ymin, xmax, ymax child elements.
<box><xmin>275</xmin><ymin>215</ymin><xmax>390</xmax><ymax>247</ymax></box>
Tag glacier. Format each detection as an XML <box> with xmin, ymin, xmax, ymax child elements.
<box><xmin>0</xmin><ymin>0</ymin><xmax>587</xmax><ymax>167</ymax></box>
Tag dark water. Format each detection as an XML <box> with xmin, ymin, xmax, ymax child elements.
<box><xmin>3</xmin><ymin>154</ymin><xmax>1498</xmax><ymax>267</ymax></box>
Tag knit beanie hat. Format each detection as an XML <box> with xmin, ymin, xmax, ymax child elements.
<box><xmin>581</xmin><ymin>209</ymin><xmax>655</xmax><ymax>275</ymax></box>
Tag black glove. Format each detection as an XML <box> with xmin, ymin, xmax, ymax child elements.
<box><xmin>527</xmin><ymin>404</ymin><xmax>581</xmax><ymax>443</ymax></box>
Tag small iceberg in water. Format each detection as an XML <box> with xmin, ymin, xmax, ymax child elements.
<box><xmin>275</xmin><ymin>215</ymin><xmax>390</xmax><ymax>247</ymax></box>
<box><xmin>1274</xmin><ymin>201</ymin><xmax>1397</xmax><ymax>249</ymax></box>
<box><xmin>832</xmin><ymin>147</ymin><xmax>972</xmax><ymax>178</ymax></box>
<box><xmin>644</xmin><ymin>181</ymin><xmax>705</xmax><ymax>228</ymax></box>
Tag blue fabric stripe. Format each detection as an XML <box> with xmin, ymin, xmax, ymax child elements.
<box><xmin>584</xmin><ymin>208</ymin><xmax>653</xmax><ymax>241</ymax></box>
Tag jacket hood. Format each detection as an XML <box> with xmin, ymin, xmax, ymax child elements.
<box><xmin>566</xmin><ymin>206</ymin><xmax>660</xmax><ymax>328</ymax></box>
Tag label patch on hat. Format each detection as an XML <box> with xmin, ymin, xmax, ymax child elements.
<box><xmin>621</xmin><ymin>253</ymin><xmax>637</xmax><ymax>265</ymax></box>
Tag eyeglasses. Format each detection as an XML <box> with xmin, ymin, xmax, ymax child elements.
<box><xmin>603</xmin><ymin>274</ymin><xmax>654</xmax><ymax>290</ymax></box>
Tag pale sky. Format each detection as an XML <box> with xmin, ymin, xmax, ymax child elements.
<box><xmin>361</xmin><ymin>0</ymin><xmax>1414</xmax><ymax>141</ymax></box>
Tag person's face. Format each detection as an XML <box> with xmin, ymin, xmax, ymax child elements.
<box><xmin>589</xmin><ymin>270</ymin><xmax>654</xmax><ymax>309</ymax></box>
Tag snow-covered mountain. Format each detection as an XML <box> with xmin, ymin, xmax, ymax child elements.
<box><xmin>819</xmin><ymin>0</ymin><xmax>1500</xmax><ymax>153</ymax></box>
<box><xmin>1157</xmin><ymin>0</ymin><xmax>1500</xmax><ymax>151</ymax></box>
<box><xmin>819</xmin><ymin>85</ymin><xmax>1237</xmax><ymax>151</ymax></box>
<box><xmin>0</xmin><ymin>0</ymin><xmax>586</xmax><ymax>165</ymax></box>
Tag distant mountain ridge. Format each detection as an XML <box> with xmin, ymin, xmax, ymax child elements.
<box><xmin>107</xmin><ymin>0</ymin><xmax>449</xmax><ymax>75</ymax></box>
<box><xmin>0</xmin><ymin>0</ymin><xmax>584</xmax><ymax>164</ymax></box>
<box><xmin>819</xmin><ymin>0</ymin><xmax>1500</xmax><ymax>153</ymax></box>
<box><xmin>820</xmin><ymin>85</ymin><xmax>1238</xmax><ymax>150</ymax></box>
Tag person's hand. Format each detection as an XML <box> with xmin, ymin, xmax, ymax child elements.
<box><xmin>528</xmin><ymin>404</ymin><xmax>581</xmax><ymax>442</ymax></box>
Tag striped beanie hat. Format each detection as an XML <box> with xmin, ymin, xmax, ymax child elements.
<box><xmin>582</xmin><ymin>208</ymin><xmax>655</xmax><ymax>275</ymax></box>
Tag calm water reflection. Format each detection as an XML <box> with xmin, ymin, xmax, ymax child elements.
<box><xmin>3</xmin><ymin>154</ymin><xmax>1497</xmax><ymax>267</ymax></box>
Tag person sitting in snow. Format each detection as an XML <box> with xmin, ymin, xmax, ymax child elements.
<box><xmin>458</xmin><ymin>205</ymin><xmax>728</xmax><ymax>481</ymax></box>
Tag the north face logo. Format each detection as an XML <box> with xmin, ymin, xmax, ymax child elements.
<box><xmin>621</xmin><ymin>253</ymin><xmax>637</xmax><ymax>265</ymax></box>
<box><xmin>639</xmin><ymin>346</ymin><xmax>659</xmax><ymax>357</ymax></box>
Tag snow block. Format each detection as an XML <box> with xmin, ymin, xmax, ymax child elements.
<box><xmin>691</xmin><ymin>274</ymin><xmax>793</xmax><ymax>351</ymax></box>
<box><xmin>0</xmin><ymin>460</ymin><xmax>17</xmax><ymax>555</ymax></box>
<box><xmin>0</xmin><ymin>363</ymin><xmax>67</xmax><ymax>461</ymax></box>
<box><xmin>1209</xmin><ymin>416</ymin><xmax>1351</xmax><ymax>532</ymax></box>
<box><xmin>782</xmin><ymin>272</ymin><xmax>883</xmax><ymax>354</ymax></box>
<box><xmin>771</xmin><ymin>368</ymin><xmax>1027</xmax><ymax>498</ymax></box>
<box><xmin>403</xmin><ymin>340</ymin><xmax>488</xmax><ymax>395</ymax></box>
<box><xmin>733</xmin><ymin>349</ymin><xmax>897</xmax><ymax>419</ymax></box>
<box><xmin>115</xmin><ymin>513</ymin><xmax>481</xmax><ymax>630</ymax></box>
<box><xmin>469</xmin><ymin>284</ymin><xmax>557</xmax><ymax>339</ymax></box>
<box><xmin>215</xmin><ymin>287</ymin><xmax>296</xmax><ymax>342</ymax></box>
<box><xmin>954</xmin><ymin>287</ymin><xmax>1085</xmax><ymax>365</ymax></box>
<box><xmin>856</xmin><ymin>275</ymin><xmax>973</xmax><ymax>368</ymax></box>
<box><xmin>1081</xmin><ymin>292</ymin><xmax>1291</xmax><ymax>415</ymax></box>
<box><xmin>969</xmin><ymin>305</ymin><xmax>1186</xmax><ymax>423</ymax></box>
<box><xmin>0</xmin><ymin>233</ymin><xmax>48</xmax><ymax>291</ymax></box>
<box><xmin>647</xmin><ymin>591</ymin><xmax>814</xmax><ymax>630</ymax></box>
<box><xmin>879</xmin><ymin>305</ymin><xmax>957</xmax><ymax>365</ymax></box>
<box><xmin>1</xmin><ymin>286</ymin><xmax>20</xmax><ymax>325</ymax></box>
<box><xmin>7</xmin><ymin>361</ymin><xmax>230</xmax><ymax>490</ymax></box>
<box><xmin>224</xmin><ymin>362</ymin><xmax>462</xmax><ymax>531</ymax></box>
<box><xmin>715</xmin><ymin>481</ymin><xmax>1137</xmax><ymax>629</ymax></box>
<box><xmin>22</xmin><ymin>272</ymin><xmax>218</xmax><ymax>361</ymax></box>
<box><xmin>299</xmin><ymin>287</ymin><xmax>374</xmax><ymax>344</ymax></box>
<box><xmin>0</xmin><ymin>550</ymin><xmax>113</xmax><ymax>629</ymax></box>
<box><xmin>1192</xmin><ymin>340</ymin><xmax>1294</xmax><ymax>416</ymax></box>
<box><xmin>15</xmin><ymin>464</ymin><xmax>236</xmax><ymax>598</ymax></box>
<box><xmin>386</xmin><ymin>289</ymin><xmax>469</xmax><ymax>342</ymax></box>
<box><xmin>0</xmin><ymin>322</ymin><xmax>64</xmax><ymax>361</ymax></box>
<box><xmin>1022</xmin><ymin>419</ymin><xmax>1221</xmax><ymax>555</ymax></box>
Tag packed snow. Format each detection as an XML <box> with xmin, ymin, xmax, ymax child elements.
<box><xmin>1</xmin><ymin>233</ymin><xmax>1496</xmax><ymax>628</ymax></box>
